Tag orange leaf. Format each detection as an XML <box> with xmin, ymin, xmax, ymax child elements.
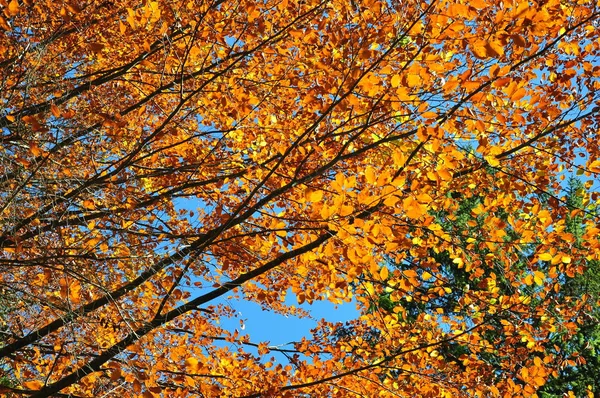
<box><xmin>406</xmin><ymin>74</ymin><xmax>420</xmax><ymax>87</ymax></box>
<box><xmin>110</xmin><ymin>368</ymin><xmax>122</xmax><ymax>381</ymax></box>
<box><xmin>472</xmin><ymin>40</ymin><xmax>504</xmax><ymax>59</ymax></box>
<box><xmin>485</xmin><ymin>41</ymin><xmax>504</xmax><ymax>57</ymax></box>
<box><xmin>30</xmin><ymin>144</ymin><xmax>42</xmax><ymax>157</ymax></box>
<box><xmin>380</xmin><ymin>267</ymin><xmax>389</xmax><ymax>280</ymax></box>
<box><xmin>339</xmin><ymin>204</ymin><xmax>353</xmax><ymax>217</ymax></box>
<box><xmin>7</xmin><ymin>0</ymin><xmax>19</xmax><ymax>16</ymax></box>
<box><xmin>403</xmin><ymin>196</ymin><xmax>427</xmax><ymax>219</ymax></box>
<box><xmin>23</xmin><ymin>381</ymin><xmax>43</xmax><ymax>390</ymax></box>
<box><xmin>50</xmin><ymin>104</ymin><xmax>61</xmax><ymax>117</ymax></box>
<box><xmin>471</xmin><ymin>41</ymin><xmax>488</xmax><ymax>59</ymax></box>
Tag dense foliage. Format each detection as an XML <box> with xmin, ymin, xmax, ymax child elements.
<box><xmin>366</xmin><ymin>178</ymin><xmax>600</xmax><ymax>397</ymax></box>
<box><xmin>1</xmin><ymin>0</ymin><xmax>599</xmax><ymax>396</ymax></box>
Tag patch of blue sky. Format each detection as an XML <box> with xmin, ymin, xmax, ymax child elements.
<box><xmin>211</xmin><ymin>287</ymin><xmax>359</xmax><ymax>360</ymax></box>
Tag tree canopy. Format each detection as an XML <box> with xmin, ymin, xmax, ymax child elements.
<box><xmin>365</xmin><ymin>177</ymin><xmax>600</xmax><ymax>397</ymax></box>
<box><xmin>0</xmin><ymin>0</ymin><xmax>599</xmax><ymax>396</ymax></box>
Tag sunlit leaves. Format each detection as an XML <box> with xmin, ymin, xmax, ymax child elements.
<box><xmin>0</xmin><ymin>0</ymin><xmax>598</xmax><ymax>396</ymax></box>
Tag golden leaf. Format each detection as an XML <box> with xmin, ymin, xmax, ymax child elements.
<box><xmin>379</xmin><ymin>267</ymin><xmax>389</xmax><ymax>280</ymax></box>
<box><xmin>365</xmin><ymin>166</ymin><xmax>376</xmax><ymax>184</ymax></box>
<box><xmin>7</xmin><ymin>0</ymin><xmax>19</xmax><ymax>16</ymax></box>
<box><xmin>23</xmin><ymin>381</ymin><xmax>43</xmax><ymax>390</ymax></box>
<box><xmin>185</xmin><ymin>357</ymin><xmax>199</xmax><ymax>372</ymax></box>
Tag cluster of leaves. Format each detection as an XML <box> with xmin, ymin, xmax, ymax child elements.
<box><xmin>366</xmin><ymin>178</ymin><xmax>600</xmax><ymax>396</ymax></box>
<box><xmin>0</xmin><ymin>0</ymin><xmax>599</xmax><ymax>396</ymax></box>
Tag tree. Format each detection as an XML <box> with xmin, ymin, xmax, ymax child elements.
<box><xmin>538</xmin><ymin>178</ymin><xmax>600</xmax><ymax>397</ymax></box>
<box><xmin>0</xmin><ymin>0</ymin><xmax>599</xmax><ymax>396</ymax></box>
<box><xmin>363</xmin><ymin>177</ymin><xmax>600</xmax><ymax>396</ymax></box>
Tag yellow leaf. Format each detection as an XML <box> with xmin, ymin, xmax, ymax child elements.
<box><xmin>526</xmin><ymin>340</ymin><xmax>535</xmax><ymax>349</ymax></box>
<box><xmin>383</xmin><ymin>195</ymin><xmax>400</xmax><ymax>207</ymax></box>
<box><xmin>126</xmin><ymin>8</ymin><xmax>137</xmax><ymax>29</ymax></box>
<box><xmin>539</xmin><ymin>253</ymin><xmax>553</xmax><ymax>261</ymax></box>
<box><xmin>472</xmin><ymin>204</ymin><xmax>485</xmax><ymax>215</ymax></box>
<box><xmin>306</xmin><ymin>189</ymin><xmax>323</xmax><ymax>202</ymax></box>
<box><xmin>422</xmin><ymin>271</ymin><xmax>433</xmax><ymax>281</ymax></box>
<box><xmin>185</xmin><ymin>357</ymin><xmax>199</xmax><ymax>372</ymax></box>
<box><xmin>365</xmin><ymin>166</ymin><xmax>376</xmax><ymax>184</ymax></box>
<box><xmin>335</xmin><ymin>172</ymin><xmax>345</xmax><ymax>189</ymax></box>
<box><xmin>588</xmin><ymin>159</ymin><xmax>600</xmax><ymax>173</ymax></box>
<box><xmin>320</xmin><ymin>204</ymin><xmax>331</xmax><ymax>219</ymax></box>
<box><xmin>428</xmin><ymin>223</ymin><xmax>442</xmax><ymax>231</ymax></box>
<box><xmin>561</xmin><ymin>256</ymin><xmax>571</xmax><ymax>264</ymax></box>
<box><xmin>534</xmin><ymin>271</ymin><xmax>545</xmax><ymax>286</ymax></box>
<box><xmin>391</xmin><ymin>74</ymin><xmax>401</xmax><ymax>88</ymax></box>
<box><xmin>297</xmin><ymin>266</ymin><xmax>308</xmax><ymax>277</ymax></box>
<box><xmin>484</xmin><ymin>155</ymin><xmax>500</xmax><ymax>167</ymax></box>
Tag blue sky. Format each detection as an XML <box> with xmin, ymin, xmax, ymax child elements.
<box><xmin>210</xmin><ymin>288</ymin><xmax>360</xmax><ymax>362</ymax></box>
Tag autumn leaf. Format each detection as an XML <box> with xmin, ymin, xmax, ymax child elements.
<box><xmin>305</xmin><ymin>188</ymin><xmax>324</xmax><ymax>202</ymax></box>
<box><xmin>588</xmin><ymin>159</ymin><xmax>600</xmax><ymax>173</ymax></box>
<box><xmin>185</xmin><ymin>357</ymin><xmax>199</xmax><ymax>373</ymax></box>
<box><xmin>23</xmin><ymin>381</ymin><xmax>43</xmax><ymax>390</ymax></box>
<box><xmin>6</xmin><ymin>0</ymin><xmax>19</xmax><ymax>16</ymax></box>
<box><xmin>379</xmin><ymin>266</ymin><xmax>389</xmax><ymax>280</ymax></box>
